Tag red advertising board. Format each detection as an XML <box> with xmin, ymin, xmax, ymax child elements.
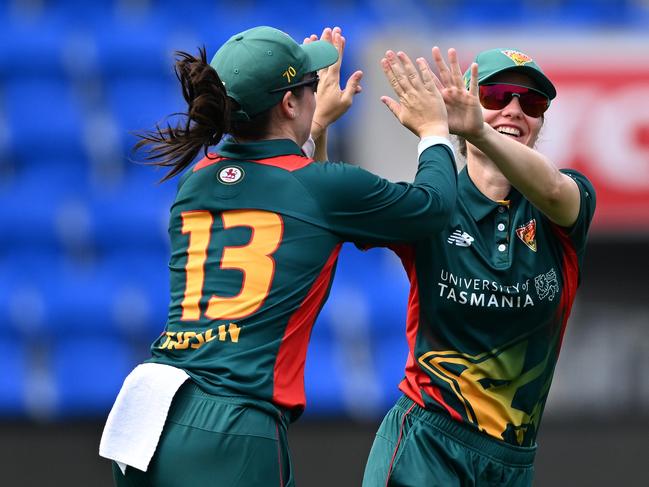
<box><xmin>537</xmin><ymin>68</ymin><xmax>649</xmax><ymax>233</ymax></box>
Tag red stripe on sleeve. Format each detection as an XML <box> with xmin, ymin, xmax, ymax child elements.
<box><xmin>393</xmin><ymin>244</ymin><xmax>463</xmax><ymax>421</ymax></box>
<box><xmin>272</xmin><ymin>244</ymin><xmax>342</xmax><ymax>410</ymax></box>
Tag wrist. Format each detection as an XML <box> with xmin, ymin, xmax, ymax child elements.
<box><xmin>417</xmin><ymin>122</ymin><xmax>449</xmax><ymax>139</ymax></box>
<box><xmin>463</xmin><ymin>122</ymin><xmax>490</xmax><ymax>146</ymax></box>
<box><xmin>311</xmin><ymin>118</ymin><xmax>327</xmax><ymax>140</ymax></box>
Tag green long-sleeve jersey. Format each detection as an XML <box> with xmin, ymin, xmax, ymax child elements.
<box><xmin>390</xmin><ymin>167</ymin><xmax>596</xmax><ymax>446</ymax></box>
<box><xmin>148</xmin><ymin>138</ymin><xmax>456</xmax><ymax>419</ymax></box>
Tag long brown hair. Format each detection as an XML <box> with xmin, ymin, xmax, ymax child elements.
<box><xmin>134</xmin><ymin>47</ymin><xmax>273</xmax><ymax>182</ymax></box>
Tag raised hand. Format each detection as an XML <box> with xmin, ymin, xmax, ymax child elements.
<box><xmin>431</xmin><ymin>47</ymin><xmax>483</xmax><ymax>139</ymax></box>
<box><xmin>380</xmin><ymin>50</ymin><xmax>449</xmax><ymax>138</ymax></box>
<box><xmin>304</xmin><ymin>27</ymin><xmax>363</xmax><ymax>140</ymax></box>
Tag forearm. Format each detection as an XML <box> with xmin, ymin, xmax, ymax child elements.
<box><xmin>467</xmin><ymin>123</ymin><xmax>580</xmax><ymax>226</ymax></box>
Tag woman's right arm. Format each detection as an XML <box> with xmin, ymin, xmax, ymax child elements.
<box><xmin>294</xmin><ymin>50</ymin><xmax>458</xmax><ymax>243</ymax></box>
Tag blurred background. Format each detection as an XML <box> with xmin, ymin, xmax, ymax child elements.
<box><xmin>1</xmin><ymin>0</ymin><xmax>648</xmax><ymax>485</ymax></box>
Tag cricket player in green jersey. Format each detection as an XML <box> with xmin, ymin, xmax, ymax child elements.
<box><xmin>99</xmin><ymin>26</ymin><xmax>458</xmax><ymax>486</ymax></box>
<box><xmin>363</xmin><ymin>47</ymin><xmax>596</xmax><ymax>486</ymax></box>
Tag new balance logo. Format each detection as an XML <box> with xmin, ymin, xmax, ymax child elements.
<box><xmin>447</xmin><ymin>229</ymin><xmax>475</xmax><ymax>247</ymax></box>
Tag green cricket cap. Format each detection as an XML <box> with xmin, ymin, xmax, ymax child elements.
<box><xmin>210</xmin><ymin>26</ymin><xmax>338</xmax><ymax>120</ymax></box>
<box><xmin>464</xmin><ymin>48</ymin><xmax>556</xmax><ymax>100</ymax></box>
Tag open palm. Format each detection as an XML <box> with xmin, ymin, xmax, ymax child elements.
<box><xmin>432</xmin><ymin>47</ymin><xmax>484</xmax><ymax>139</ymax></box>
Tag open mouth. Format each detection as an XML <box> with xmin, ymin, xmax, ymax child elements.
<box><xmin>496</xmin><ymin>126</ymin><xmax>521</xmax><ymax>138</ymax></box>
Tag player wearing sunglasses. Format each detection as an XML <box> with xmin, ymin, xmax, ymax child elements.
<box><xmin>363</xmin><ymin>48</ymin><xmax>596</xmax><ymax>487</ymax></box>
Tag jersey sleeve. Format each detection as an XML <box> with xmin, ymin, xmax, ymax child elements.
<box><xmin>559</xmin><ymin>169</ymin><xmax>597</xmax><ymax>252</ymax></box>
<box><xmin>293</xmin><ymin>144</ymin><xmax>457</xmax><ymax>243</ymax></box>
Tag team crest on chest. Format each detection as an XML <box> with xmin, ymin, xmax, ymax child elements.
<box><xmin>516</xmin><ymin>219</ymin><xmax>537</xmax><ymax>252</ymax></box>
<box><xmin>218</xmin><ymin>166</ymin><xmax>244</xmax><ymax>184</ymax></box>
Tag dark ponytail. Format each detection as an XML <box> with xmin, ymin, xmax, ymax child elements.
<box><xmin>134</xmin><ymin>46</ymin><xmax>231</xmax><ymax>182</ymax></box>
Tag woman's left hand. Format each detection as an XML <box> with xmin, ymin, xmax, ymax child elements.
<box><xmin>304</xmin><ymin>27</ymin><xmax>363</xmax><ymax>140</ymax></box>
<box><xmin>431</xmin><ymin>47</ymin><xmax>484</xmax><ymax>140</ymax></box>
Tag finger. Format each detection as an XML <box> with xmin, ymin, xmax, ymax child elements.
<box><xmin>329</xmin><ymin>32</ymin><xmax>344</xmax><ymax>76</ymax></box>
<box><xmin>418</xmin><ymin>57</ymin><xmax>445</xmax><ymax>94</ymax></box>
<box><xmin>397</xmin><ymin>51</ymin><xmax>423</xmax><ymax>89</ymax></box>
<box><xmin>447</xmin><ymin>48</ymin><xmax>464</xmax><ymax>87</ymax></box>
<box><xmin>320</xmin><ymin>27</ymin><xmax>333</xmax><ymax>43</ymax></box>
<box><xmin>431</xmin><ymin>71</ymin><xmax>445</xmax><ymax>92</ymax></box>
<box><xmin>469</xmin><ymin>62</ymin><xmax>479</xmax><ymax>95</ymax></box>
<box><xmin>336</xmin><ymin>27</ymin><xmax>346</xmax><ymax>61</ymax></box>
<box><xmin>384</xmin><ymin>51</ymin><xmax>409</xmax><ymax>95</ymax></box>
<box><xmin>381</xmin><ymin>54</ymin><xmax>402</xmax><ymax>97</ymax></box>
<box><xmin>341</xmin><ymin>70</ymin><xmax>364</xmax><ymax>104</ymax></box>
<box><xmin>431</xmin><ymin>46</ymin><xmax>452</xmax><ymax>87</ymax></box>
<box><xmin>416</xmin><ymin>57</ymin><xmax>434</xmax><ymax>87</ymax></box>
<box><xmin>380</xmin><ymin>95</ymin><xmax>401</xmax><ymax>119</ymax></box>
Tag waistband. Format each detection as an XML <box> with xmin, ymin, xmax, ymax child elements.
<box><xmin>396</xmin><ymin>395</ymin><xmax>536</xmax><ymax>467</ymax></box>
<box><xmin>176</xmin><ymin>381</ymin><xmax>292</xmax><ymax>430</ymax></box>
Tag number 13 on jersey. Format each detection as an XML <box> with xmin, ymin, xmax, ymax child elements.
<box><xmin>180</xmin><ymin>209</ymin><xmax>283</xmax><ymax>321</ymax></box>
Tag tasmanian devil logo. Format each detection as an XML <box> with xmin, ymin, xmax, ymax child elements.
<box><xmin>516</xmin><ymin>219</ymin><xmax>537</xmax><ymax>252</ymax></box>
<box><xmin>501</xmin><ymin>49</ymin><xmax>533</xmax><ymax>66</ymax></box>
<box><xmin>418</xmin><ymin>337</ymin><xmax>552</xmax><ymax>445</ymax></box>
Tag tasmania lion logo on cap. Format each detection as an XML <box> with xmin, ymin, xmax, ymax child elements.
<box><xmin>501</xmin><ymin>49</ymin><xmax>533</xmax><ymax>66</ymax></box>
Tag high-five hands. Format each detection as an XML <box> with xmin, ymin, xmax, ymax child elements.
<box><xmin>380</xmin><ymin>50</ymin><xmax>449</xmax><ymax>139</ymax></box>
<box><xmin>430</xmin><ymin>47</ymin><xmax>484</xmax><ymax>140</ymax></box>
<box><xmin>304</xmin><ymin>27</ymin><xmax>363</xmax><ymax>140</ymax></box>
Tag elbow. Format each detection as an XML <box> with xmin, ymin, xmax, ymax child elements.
<box><xmin>421</xmin><ymin>189</ymin><xmax>456</xmax><ymax>234</ymax></box>
<box><xmin>545</xmin><ymin>183</ymin><xmax>564</xmax><ymax>209</ymax></box>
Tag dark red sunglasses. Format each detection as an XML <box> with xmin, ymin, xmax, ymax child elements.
<box><xmin>479</xmin><ymin>84</ymin><xmax>549</xmax><ymax>118</ymax></box>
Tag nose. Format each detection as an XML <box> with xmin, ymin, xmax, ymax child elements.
<box><xmin>502</xmin><ymin>94</ymin><xmax>524</xmax><ymax>117</ymax></box>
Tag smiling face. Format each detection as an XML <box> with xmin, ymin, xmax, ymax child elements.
<box><xmin>477</xmin><ymin>71</ymin><xmax>545</xmax><ymax>149</ymax></box>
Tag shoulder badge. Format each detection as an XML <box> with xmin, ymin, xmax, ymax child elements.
<box><xmin>217</xmin><ymin>166</ymin><xmax>245</xmax><ymax>184</ymax></box>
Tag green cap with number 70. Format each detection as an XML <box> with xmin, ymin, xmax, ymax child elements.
<box><xmin>211</xmin><ymin>26</ymin><xmax>338</xmax><ymax>121</ymax></box>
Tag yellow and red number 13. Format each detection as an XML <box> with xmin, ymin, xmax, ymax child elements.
<box><xmin>180</xmin><ymin>209</ymin><xmax>283</xmax><ymax>321</ymax></box>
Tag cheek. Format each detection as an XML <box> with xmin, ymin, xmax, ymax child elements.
<box><xmin>526</xmin><ymin>117</ymin><xmax>543</xmax><ymax>145</ymax></box>
<box><xmin>483</xmin><ymin>108</ymin><xmax>498</xmax><ymax>125</ymax></box>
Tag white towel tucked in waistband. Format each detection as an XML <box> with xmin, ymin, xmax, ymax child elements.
<box><xmin>99</xmin><ymin>363</ymin><xmax>190</xmax><ymax>474</ymax></box>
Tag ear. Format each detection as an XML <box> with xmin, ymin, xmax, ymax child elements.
<box><xmin>279</xmin><ymin>91</ymin><xmax>299</xmax><ymax>120</ymax></box>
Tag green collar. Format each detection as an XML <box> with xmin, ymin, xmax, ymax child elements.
<box><xmin>459</xmin><ymin>168</ymin><xmax>521</xmax><ymax>221</ymax></box>
<box><xmin>217</xmin><ymin>138</ymin><xmax>305</xmax><ymax>160</ymax></box>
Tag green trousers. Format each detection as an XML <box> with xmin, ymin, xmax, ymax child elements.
<box><xmin>112</xmin><ymin>382</ymin><xmax>293</xmax><ymax>487</ymax></box>
<box><xmin>363</xmin><ymin>395</ymin><xmax>536</xmax><ymax>487</ymax></box>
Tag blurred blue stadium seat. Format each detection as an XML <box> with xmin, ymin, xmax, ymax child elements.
<box><xmin>49</xmin><ymin>336</ymin><xmax>138</xmax><ymax>418</ymax></box>
<box><xmin>0</xmin><ymin>339</ymin><xmax>27</xmax><ymax>415</ymax></box>
<box><xmin>87</xmin><ymin>178</ymin><xmax>173</xmax><ymax>252</ymax></box>
<box><xmin>0</xmin><ymin>166</ymin><xmax>89</xmax><ymax>251</ymax></box>
<box><xmin>105</xmin><ymin>76</ymin><xmax>183</xmax><ymax>150</ymax></box>
<box><xmin>0</xmin><ymin>15</ymin><xmax>67</xmax><ymax>79</ymax></box>
<box><xmin>3</xmin><ymin>78</ymin><xmax>86</xmax><ymax>163</ymax></box>
<box><xmin>92</xmin><ymin>16</ymin><xmax>176</xmax><ymax>79</ymax></box>
<box><xmin>304</xmin><ymin>337</ymin><xmax>346</xmax><ymax>417</ymax></box>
